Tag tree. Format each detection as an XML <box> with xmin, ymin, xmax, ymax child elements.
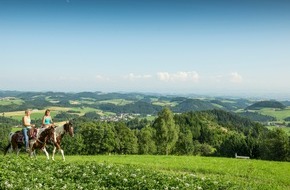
<box><xmin>0</xmin><ymin>123</ymin><xmax>11</xmax><ymax>153</ymax></box>
<box><xmin>114</xmin><ymin>122</ymin><xmax>138</xmax><ymax>154</ymax></box>
<box><xmin>137</xmin><ymin>126</ymin><xmax>157</xmax><ymax>154</ymax></box>
<box><xmin>61</xmin><ymin>134</ymin><xmax>84</xmax><ymax>155</ymax></box>
<box><xmin>259</xmin><ymin>128</ymin><xmax>289</xmax><ymax>161</ymax></box>
<box><xmin>83</xmin><ymin>111</ymin><xmax>101</xmax><ymax>120</ymax></box>
<box><xmin>100</xmin><ymin>123</ymin><xmax>116</xmax><ymax>154</ymax></box>
<box><xmin>78</xmin><ymin>122</ymin><xmax>105</xmax><ymax>155</ymax></box>
<box><xmin>174</xmin><ymin>127</ymin><xmax>194</xmax><ymax>155</ymax></box>
<box><xmin>152</xmin><ymin>107</ymin><xmax>179</xmax><ymax>155</ymax></box>
<box><xmin>218</xmin><ymin>132</ymin><xmax>248</xmax><ymax>157</ymax></box>
<box><xmin>193</xmin><ymin>141</ymin><xmax>215</xmax><ymax>156</ymax></box>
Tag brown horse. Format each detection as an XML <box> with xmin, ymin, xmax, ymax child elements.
<box><xmin>4</xmin><ymin>127</ymin><xmax>38</xmax><ymax>156</ymax></box>
<box><xmin>47</xmin><ymin>122</ymin><xmax>74</xmax><ymax>161</ymax></box>
<box><xmin>4</xmin><ymin>127</ymin><xmax>55</xmax><ymax>160</ymax></box>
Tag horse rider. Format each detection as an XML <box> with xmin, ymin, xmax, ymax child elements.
<box><xmin>22</xmin><ymin>109</ymin><xmax>35</xmax><ymax>152</ymax></box>
<box><xmin>39</xmin><ymin>109</ymin><xmax>56</xmax><ymax>142</ymax></box>
<box><xmin>41</xmin><ymin>109</ymin><xmax>54</xmax><ymax>128</ymax></box>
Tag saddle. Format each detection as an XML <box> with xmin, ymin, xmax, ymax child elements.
<box><xmin>16</xmin><ymin>127</ymin><xmax>38</xmax><ymax>143</ymax></box>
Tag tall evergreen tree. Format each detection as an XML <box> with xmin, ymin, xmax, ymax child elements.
<box><xmin>174</xmin><ymin>127</ymin><xmax>194</xmax><ymax>155</ymax></box>
<box><xmin>137</xmin><ymin>126</ymin><xmax>157</xmax><ymax>154</ymax></box>
<box><xmin>114</xmin><ymin>122</ymin><xmax>138</xmax><ymax>154</ymax></box>
<box><xmin>152</xmin><ymin>107</ymin><xmax>179</xmax><ymax>155</ymax></box>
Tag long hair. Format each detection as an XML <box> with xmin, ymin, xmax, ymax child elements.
<box><xmin>45</xmin><ymin>109</ymin><xmax>50</xmax><ymax>116</ymax></box>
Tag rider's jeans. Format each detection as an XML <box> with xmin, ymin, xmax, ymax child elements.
<box><xmin>22</xmin><ymin>127</ymin><xmax>29</xmax><ymax>149</ymax></box>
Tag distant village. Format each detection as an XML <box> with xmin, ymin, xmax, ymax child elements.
<box><xmin>99</xmin><ymin>113</ymin><xmax>150</xmax><ymax>122</ymax></box>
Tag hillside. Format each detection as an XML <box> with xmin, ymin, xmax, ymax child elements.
<box><xmin>172</xmin><ymin>99</ymin><xmax>216</xmax><ymax>112</ymax></box>
<box><xmin>246</xmin><ymin>100</ymin><xmax>286</xmax><ymax>110</ymax></box>
<box><xmin>1</xmin><ymin>91</ymin><xmax>290</xmax><ymax>162</ymax></box>
<box><xmin>0</xmin><ymin>91</ymin><xmax>251</xmax><ymax>115</ymax></box>
<box><xmin>238</xmin><ymin>111</ymin><xmax>276</xmax><ymax>122</ymax></box>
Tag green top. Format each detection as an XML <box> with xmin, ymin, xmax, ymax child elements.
<box><xmin>44</xmin><ymin>117</ymin><xmax>51</xmax><ymax>125</ymax></box>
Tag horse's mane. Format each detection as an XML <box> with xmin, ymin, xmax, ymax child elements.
<box><xmin>39</xmin><ymin>127</ymin><xmax>54</xmax><ymax>141</ymax></box>
<box><xmin>63</xmin><ymin>122</ymin><xmax>73</xmax><ymax>132</ymax></box>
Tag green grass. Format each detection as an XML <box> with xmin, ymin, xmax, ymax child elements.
<box><xmin>2</xmin><ymin>154</ymin><xmax>289</xmax><ymax>189</ymax></box>
<box><xmin>221</xmin><ymin>100</ymin><xmax>236</xmax><ymax>103</ymax></box>
<box><xmin>212</xmin><ymin>103</ymin><xmax>224</xmax><ymax>108</ymax></box>
<box><xmin>257</xmin><ymin>107</ymin><xmax>290</xmax><ymax>121</ymax></box>
<box><xmin>152</xmin><ymin>100</ymin><xmax>178</xmax><ymax>107</ymax></box>
<box><xmin>11</xmin><ymin>127</ymin><xmax>22</xmax><ymax>132</ymax></box>
<box><xmin>0</xmin><ymin>155</ymin><xmax>231</xmax><ymax>189</ymax></box>
<box><xmin>98</xmin><ymin>99</ymin><xmax>133</xmax><ymax>106</ymax></box>
<box><xmin>4</xmin><ymin>106</ymin><xmax>116</xmax><ymax>122</ymax></box>
<box><xmin>61</xmin><ymin>155</ymin><xmax>290</xmax><ymax>190</ymax></box>
<box><xmin>0</xmin><ymin>98</ymin><xmax>24</xmax><ymax>106</ymax></box>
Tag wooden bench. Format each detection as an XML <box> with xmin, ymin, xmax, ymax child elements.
<box><xmin>235</xmin><ymin>153</ymin><xmax>250</xmax><ymax>159</ymax></box>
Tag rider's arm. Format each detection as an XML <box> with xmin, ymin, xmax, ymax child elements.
<box><xmin>42</xmin><ymin>116</ymin><xmax>45</xmax><ymax>125</ymax></box>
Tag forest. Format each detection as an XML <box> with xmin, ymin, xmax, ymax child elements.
<box><xmin>1</xmin><ymin>107</ymin><xmax>289</xmax><ymax>161</ymax></box>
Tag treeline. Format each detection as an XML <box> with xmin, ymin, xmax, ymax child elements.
<box><xmin>238</xmin><ymin>111</ymin><xmax>276</xmax><ymax>122</ymax></box>
<box><xmin>57</xmin><ymin>109</ymin><xmax>290</xmax><ymax>161</ymax></box>
<box><xmin>0</xmin><ymin>116</ymin><xmax>17</xmax><ymax>151</ymax></box>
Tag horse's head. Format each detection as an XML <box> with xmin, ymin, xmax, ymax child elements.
<box><xmin>64</xmin><ymin>121</ymin><xmax>74</xmax><ymax>137</ymax></box>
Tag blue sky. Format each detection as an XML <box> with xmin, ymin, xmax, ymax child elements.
<box><xmin>0</xmin><ymin>0</ymin><xmax>290</xmax><ymax>97</ymax></box>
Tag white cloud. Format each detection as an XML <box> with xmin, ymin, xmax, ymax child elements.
<box><xmin>157</xmin><ymin>72</ymin><xmax>171</xmax><ymax>81</ymax></box>
<box><xmin>95</xmin><ymin>75</ymin><xmax>111</xmax><ymax>81</ymax></box>
<box><xmin>230</xmin><ymin>72</ymin><xmax>243</xmax><ymax>83</ymax></box>
<box><xmin>157</xmin><ymin>71</ymin><xmax>199</xmax><ymax>82</ymax></box>
<box><xmin>124</xmin><ymin>73</ymin><xmax>152</xmax><ymax>80</ymax></box>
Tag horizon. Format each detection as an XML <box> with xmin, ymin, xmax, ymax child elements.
<box><xmin>1</xmin><ymin>89</ymin><xmax>290</xmax><ymax>101</ymax></box>
<box><xmin>1</xmin><ymin>0</ymin><xmax>290</xmax><ymax>97</ymax></box>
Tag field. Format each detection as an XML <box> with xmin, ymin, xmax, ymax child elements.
<box><xmin>0</xmin><ymin>97</ymin><xmax>24</xmax><ymax>106</ymax></box>
<box><xmin>1</xmin><ymin>155</ymin><xmax>289</xmax><ymax>189</ymax></box>
<box><xmin>3</xmin><ymin>106</ymin><xmax>115</xmax><ymax>122</ymax></box>
<box><xmin>257</xmin><ymin>107</ymin><xmax>290</xmax><ymax>121</ymax></box>
<box><xmin>4</xmin><ymin>107</ymin><xmax>68</xmax><ymax>121</ymax></box>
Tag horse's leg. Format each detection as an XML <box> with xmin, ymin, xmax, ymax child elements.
<box><xmin>30</xmin><ymin>146</ymin><xmax>34</xmax><ymax>158</ymax></box>
<box><xmin>52</xmin><ymin>146</ymin><xmax>56</xmax><ymax>161</ymax></box>
<box><xmin>17</xmin><ymin>147</ymin><xmax>21</xmax><ymax>156</ymax></box>
<box><xmin>53</xmin><ymin>132</ymin><xmax>57</xmax><ymax>144</ymax></box>
<box><xmin>12</xmin><ymin>142</ymin><xmax>19</xmax><ymax>156</ymax></box>
<box><xmin>60</xmin><ymin>148</ymin><xmax>65</xmax><ymax>161</ymax></box>
<box><xmin>32</xmin><ymin>150</ymin><xmax>36</xmax><ymax>158</ymax></box>
<box><xmin>4</xmin><ymin>143</ymin><xmax>11</xmax><ymax>156</ymax></box>
<box><xmin>42</xmin><ymin>147</ymin><xmax>50</xmax><ymax>160</ymax></box>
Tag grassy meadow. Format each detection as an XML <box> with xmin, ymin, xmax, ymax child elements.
<box><xmin>257</xmin><ymin>107</ymin><xmax>290</xmax><ymax>121</ymax></box>
<box><xmin>3</xmin><ymin>106</ymin><xmax>115</xmax><ymax>122</ymax></box>
<box><xmin>0</xmin><ymin>97</ymin><xmax>24</xmax><ymax>106</ymax></box>
<box><xmin>65</xmin><ymin>155</ymin><xmax>290</xmax><ymax>190</ymax></box>
<box><xmin>1</xmin><ymin>154</ymin><xmax>289</xmax><ymax>189</ymax></box>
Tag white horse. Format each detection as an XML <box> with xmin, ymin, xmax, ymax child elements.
<box><xmin>29</xmin><ymin>127</ymin><xmax>55</xmax><ymax>160</ymax></box>
<box><xmin>47</xmin><ymin>122</ymin><xmax>74</xmax><ymax>161</ymax></box>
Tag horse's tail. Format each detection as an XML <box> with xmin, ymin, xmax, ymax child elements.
<box><xmin>8</xmin><ymin>132</ymin><xmax>15</xmax><ymax>142</ymax></box>
<box><xmin>4</xmin><ymin>132</ymin><xmax>16</xmax><ymax>156</ymax></box>
<box><xmin>4</xmin><ymin>143</ymin><xmax>11</xmax><ymax>156</ymax></box>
